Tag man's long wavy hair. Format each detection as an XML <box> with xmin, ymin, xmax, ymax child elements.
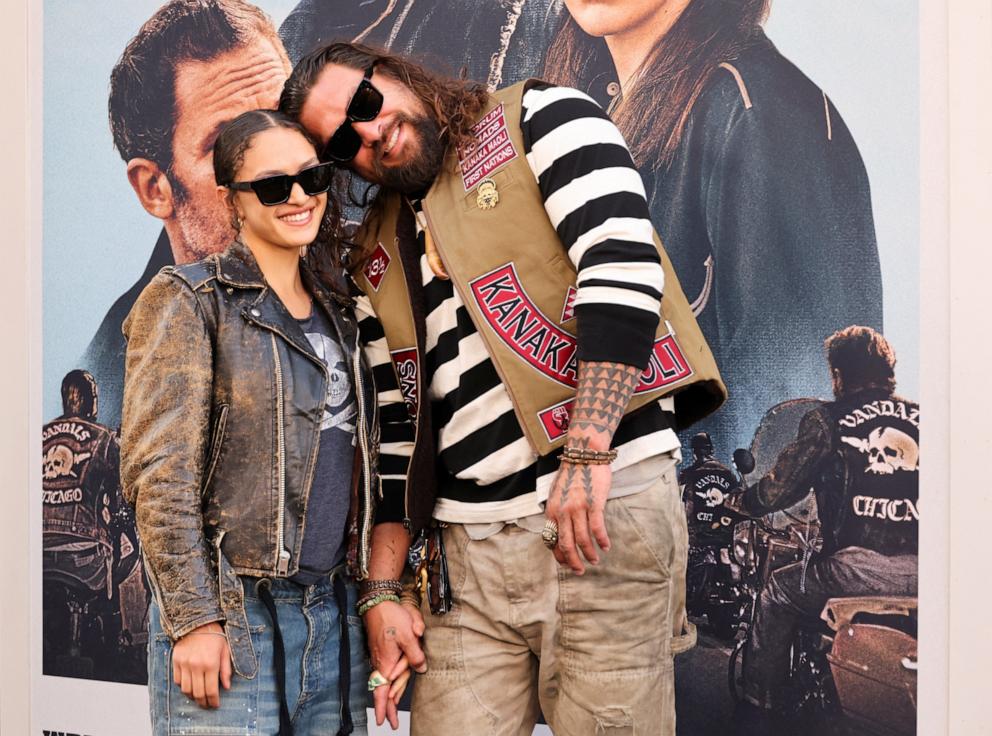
<box><xmin>280</xmin><ymin>42</ymin><xmax>489</xmax><ymax>154</ymax></box>
<box><xmin>281</xmin><ymin>43</ymin><xmax>489</xmax><ymax>272</ymax></box>
<box><xmin>544</xmin><ymin>0</ymin><xmax>770</xmax><ymax>169</ymax></box>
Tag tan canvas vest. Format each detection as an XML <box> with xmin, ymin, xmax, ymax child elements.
<box><xmin>355</xmin><ymin>81</ymin><xmax>726</xmax><ymax>456</ymax></box>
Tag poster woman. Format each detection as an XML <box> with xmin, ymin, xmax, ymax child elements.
<box><xmin>545</xmin><ymin>0</ymin><xmax>884</xmax><ymax>455</ymax></box>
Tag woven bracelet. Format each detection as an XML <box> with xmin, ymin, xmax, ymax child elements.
<box><xmin>398</xmin><ymin>582</ymin><xmax>421</xmax><ymax>608</ymax></box>
<box><xmin>357</xmin><ymin>593</ymin><xmax>401</xmax><ymax>616</ymax></box>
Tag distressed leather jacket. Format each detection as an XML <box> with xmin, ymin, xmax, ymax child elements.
<box><xmin>121</xmin><ymin>242</ymin><xmax>379</xmax><ymax>677</ymax></box>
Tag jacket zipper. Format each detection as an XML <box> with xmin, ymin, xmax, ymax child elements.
<box><xmin>270</xmin><ymin>333</ymin><xmax>292</xmax><ymax>576</ymax></box>
<box><xmin>352</xmin><ymin>342</ymin><xmax>374</xmax><ymax>576</ymax></box>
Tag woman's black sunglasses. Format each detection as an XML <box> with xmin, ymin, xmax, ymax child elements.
<box><xmin>320</xmin><ymin>64</ymin><xmax>384</xmax><ymax>163</ymax></box>
<box><xmin>228</xmin><ymin>162</ymin><xmax>335</xmax><ymax>206</ymax></box>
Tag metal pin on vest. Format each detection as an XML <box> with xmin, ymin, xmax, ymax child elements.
<box><xmin>476</xmin><ymin>177</ymin><xmax>499</xmax><ymax>210</ymax></box>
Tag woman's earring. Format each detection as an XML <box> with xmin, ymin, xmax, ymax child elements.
<box><xmin>299</xmin><ymin>245</ymin><xmax>308</xmax><ymax>259</ymax></box>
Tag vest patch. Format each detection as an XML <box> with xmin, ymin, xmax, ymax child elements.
<box><xmin>364</xmin><ymin>242</ymin><xmax>391</xmax><ymax>291</ymax></box>
<box><xmin>561</xmin><ymin>285</ymin><xmax>577</xmax><ymax>323</ymax></box>
<box><xmin>538</xmin><ymin>398</ymin><xmax>574</xmax><ymax>442</ymax></box>
<box><xmin>851</xmin><ymin>495</ymin><xmax>919</xmax><ymax>522</ymax></box>
<box><xmin>390</xmin><ymin>347</ymin><xmax>419</xmax><ymax>419</ymax></box>
<box><xmin>458</xmin><ymin>104</ymin><xmax>518</xmax><ymax>191</ymax></box>
<box><xmin>471</xmin><ymin>263</ymin><xmax>695</xmax><ymax>392</ymax></box>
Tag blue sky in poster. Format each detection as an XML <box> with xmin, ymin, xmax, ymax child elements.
<box><xmin>42</xmin><ymin>1</ymin><xmax>919</xmax><ymax>423</ymax></box>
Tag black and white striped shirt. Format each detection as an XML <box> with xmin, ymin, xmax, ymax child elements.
<box><xmin>356</xmin><ymin>85</ymin><xmax>680</xmax><ymax>523</ymax></box>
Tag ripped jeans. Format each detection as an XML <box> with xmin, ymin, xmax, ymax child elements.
<box><xmin>411</xmin><ymin>462</ymin><xmax>692</xmax><ymax>735</ymax></box>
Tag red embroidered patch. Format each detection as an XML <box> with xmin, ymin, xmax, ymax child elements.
<box><xmin>364</xmin><ymin>242</ymin><xmax>390</xmax><ymax>291</ymax></box>
<box><xmin>639</xmin><ymin>332</ymin><xmax>694</xmax><ymax>392</ymax></box>
<box><xmin>538</xmin><ymin>399</ymin><xmax>574</xmax><ymax>442</ymax></box>
<box><xmin>561</xmin><ymin>286</ymin><xmax>578</xmax><ymax>322</ymax></box>
<box><xmin>458</xmin><ymin>104</ymin><xmax>518</xmax><ymax>191</ymax></box>
<box><xmin>390</xmin><ymin>348</ymin><xmax>418</xmax><ymax>419</ymax></box>
<box><xmin>470</xmin><ymin>263</ymin><xmax>694</xmax><ymax>391</ymax></box>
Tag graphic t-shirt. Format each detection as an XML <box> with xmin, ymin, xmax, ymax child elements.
<box><xmin>291</xmin><ymin>306</ymin><xmax>357</xmax><ymax>585</ymax></box>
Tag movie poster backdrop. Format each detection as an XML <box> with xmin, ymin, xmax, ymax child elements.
<box><xmin>41</xmin><ymin>1</ymin><xmax>919</xmax><ymax>733</ymax></box>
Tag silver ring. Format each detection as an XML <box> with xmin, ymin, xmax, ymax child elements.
<box><xmin>541</xmin><ymin>519</ymin><xmax>559</xmax><ymax>549</ymax></box>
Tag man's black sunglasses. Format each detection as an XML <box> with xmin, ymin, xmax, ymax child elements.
<box><xmin>227</xmin><ymin>162</ymin><xmax>335</xmax><ymax>206</ymax></box>
<box><xmin>321</xmin><ymin>64</ymin><xmax>384</xmax><ymax>163</ymax></box>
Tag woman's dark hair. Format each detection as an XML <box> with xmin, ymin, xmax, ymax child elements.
<box><xmin>544</xmin><ymin>0</ymin><xmax>770</xmax><ymax>168</ymax></box>
<box><xmin>213</xmin><ymin>109</ymin><xmax>348</xmax><ymax>290</ymax></box>
<box><xmin>280</xmin><ymin>41</ymin><xmax>489</xmax><ymax>152</ymax></box>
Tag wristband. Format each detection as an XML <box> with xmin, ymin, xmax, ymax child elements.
<box><xmin>359</xmin><ymin>579</ymin><xmax>404</xmax><ymax>596</ymax></box>
<box><xmin>560</xmin><ymin>446</ymin><xmax>618</xmax><ymax>465</ymax></box>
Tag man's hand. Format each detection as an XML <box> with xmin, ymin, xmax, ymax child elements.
<box><xmin>546</xmin><ymin>460</ymin><xmax>612</xmax><ymax>574</ymax></box>
<box><xmin>545</xmin><ymin>361</ymin><xmax>642</xmax><ymax>574</ymax></box>
<box><xmin>364</xmin><ymin>600</ymin><xmax>426</xmax><ymax>728</ymax></box>
<box><xmin>172</xmin><ymin>622</ymin><xmax>232</xmax><ymax>708</ymax></box>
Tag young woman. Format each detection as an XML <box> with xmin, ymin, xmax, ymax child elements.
<box><xmin>120</xmin><ymin>110</ymin><xmax>416</xmax><ymax>735</ymax></box>
<box><xmin>544</xmin><ymin>0</ymin><xmax>884</xmax><ymax>457</ymax></box>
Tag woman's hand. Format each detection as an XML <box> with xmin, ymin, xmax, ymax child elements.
<box><xmin>364</xmin><ymin>600</ymin><xmax>426</xmax><ymax>728</ymax></box>
<box><xmin>172</xmin><ymin>622</ymin><xmax>232</xmax><ymax>709</ymax></box>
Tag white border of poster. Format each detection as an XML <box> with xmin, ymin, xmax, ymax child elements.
<box><xmin>5</xmin><ymin>0</ymin><xmax>992</xmax><ymax>733</ymax></box>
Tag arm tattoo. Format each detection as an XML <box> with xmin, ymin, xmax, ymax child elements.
<box><xmin>569</xmin><ymin>361</ymin><xmax>641</xmax><ymax>439</ymax></box>
<box><xmin>555</xmin><ymin>362</ymin><xmax>639</xmax><ymax>505</ymax></box>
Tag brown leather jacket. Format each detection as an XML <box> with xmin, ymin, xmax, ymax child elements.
<box><xmin>120</xmin><ymin>243</ymin><xmax>379</xmax><ymax>677</ymax></box>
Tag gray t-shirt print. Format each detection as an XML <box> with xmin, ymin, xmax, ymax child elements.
<box><xmin>291</xmin><ymin>307</ymin><xmax>357</xmax><ymax>585</ymax></box>
<box><xmin>304</xmin><ymin>329</ymin><xmax>357</xmax><ymax>433</ymax></box>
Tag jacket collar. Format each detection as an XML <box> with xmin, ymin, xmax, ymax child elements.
<box><xmin>215</xmin><ymin>240</ymin><xmax>357</xmax><ymax>363</ymax></box>
<box><xmin>213</xmin><ymin>240</ymin><xmax>267</xmax><ymax>289</ymax></box>
<box><xmin>213</xmin><ymin>239</ymin><xmax>353</xmax><ymax>308</ymax></box>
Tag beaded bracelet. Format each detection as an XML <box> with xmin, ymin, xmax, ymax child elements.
<box><xmin>357</xmin><ymin>593</ymin><xmax>401</xmax><ymax>616</ymax></box>
<box><xmin>560</xmin><ymin>446</ymin><xmax>618</xmax><ymax>465</ymax></box>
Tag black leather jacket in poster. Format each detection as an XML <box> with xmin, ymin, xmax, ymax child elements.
<box><xmin>120</xmin><ymin>243</ymin><xmax>379</xmax><ymax>673</ymax></box>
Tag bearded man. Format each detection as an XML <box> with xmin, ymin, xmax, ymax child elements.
<box><xmin>282</xmin><ymin>42</ymin><xmax>726</xmax><ymax>735</ymax></box>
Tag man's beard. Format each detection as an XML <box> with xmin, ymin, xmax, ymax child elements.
<box><xmin>371</xmin><ymin>113</ymin><xmax>446</xmax><ymax>194</ymax></box>
<box><xmin>169</xmin><ymin>174</ymin><xmax>236</xmax><ymax>264</ymax></box>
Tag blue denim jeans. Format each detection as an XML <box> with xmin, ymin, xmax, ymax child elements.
<box><xmin>148</xmin><ymin>572</ymin><xmax>369</xmax><ymax>735</ymax></box>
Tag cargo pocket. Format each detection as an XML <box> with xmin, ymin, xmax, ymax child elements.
<box><xmin>671</xmin><ymin>618</ymin><xmax>697</xmax><ymax>655</ymax></box>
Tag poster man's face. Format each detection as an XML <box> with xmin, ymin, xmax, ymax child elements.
<box><xmin>168</xmin><ymin>37</ymin><xmax>290</xmax><ymax>263</ymax></box>
<box><xmin>298</xmin><ymin>63</ymin><xmax>442</xmax><ymax>192</ymax></box>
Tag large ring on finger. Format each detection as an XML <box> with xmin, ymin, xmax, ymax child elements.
<box><xmin>541</xmin><ymin>519</ymin><xmax>559</xmax><ymax>549</ymax></box>
<box><xmin>367</xmin><ymin>669</ymin><xmax>389</xmax><ymax>691</ymax></box>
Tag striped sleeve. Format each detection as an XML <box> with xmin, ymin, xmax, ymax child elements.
<box><xmin>353</xmin><ymin>291</ymin><xmax>414</xmax><ymax>523</ymax></box>
<box><xmin>521</xmin><ymin>84</ymin><xmax>663</xmax><ymax>369</ymax></box>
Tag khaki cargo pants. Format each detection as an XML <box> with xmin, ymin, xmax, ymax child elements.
<box><xmin>411</xmin><ymin>465</ymin><xmax>694</xmax><ymax>735</ymax></box>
